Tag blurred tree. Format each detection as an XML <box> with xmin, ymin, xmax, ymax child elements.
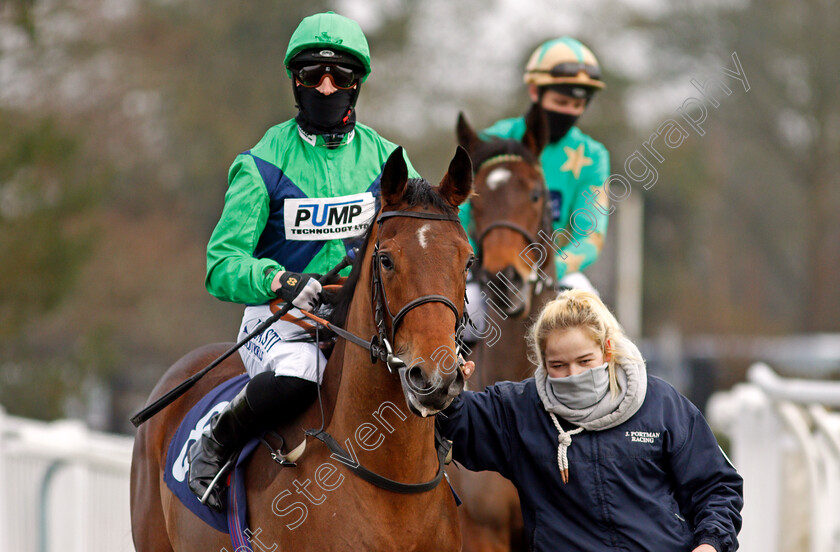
<box><xmin>5</xmin><ymin>0</ymin><xmax>35</xmax><ymax>37</ymax></box>
<box><xmin>0</xmin><ymin>110</ymin><xmax>108</xmax><ymax>419</ymax></box>
<box><xmin>0</xmin><ymin>114</ymin><xmax>102</xmax><ymax>337</ymax></box>
<box><xmin>631</xmin><ymin>0</ymin><xmax>840</xmax><ymax>333</ymax></box>
<box><xmin>110</xmin><ymin>0</ymin><xmax>331</xmax><ymax>225</ymax></box>
<box><xmin>3</xmin><ymin>0</ymin><xmax>350</xmax><ymax>430</ymax></box>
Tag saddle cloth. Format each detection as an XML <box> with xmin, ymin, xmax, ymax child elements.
<box><xmin>163</xmin><ymin>373</ymin><xmax>257</xmax><ymax>549</ymax></box>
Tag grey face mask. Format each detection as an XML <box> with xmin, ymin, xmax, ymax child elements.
<box><xmin>547</xmin><ymin>362</ymin><xmax>609</xmax><ymax>409</ymax></box>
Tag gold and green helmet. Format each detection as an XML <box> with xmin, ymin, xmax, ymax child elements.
<box><xmin>524</xmin><ymin>37</ymin><xmax>605</xmax><ymax>90</ymax></box>
<box><xmin>284</xmin><ymin>12</ymin><xmax>372</xmax><ymax>82</ymax></box>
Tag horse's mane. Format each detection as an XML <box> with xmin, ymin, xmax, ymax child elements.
<box><xmin>469</xmin><ymin>136</ymin><xmax>539</xmax><ymax>174</ymax></box>
<box><xmin>325</xmin><ymin>177</ymin><xmax>458</xmax><ymax>329</ymax></box>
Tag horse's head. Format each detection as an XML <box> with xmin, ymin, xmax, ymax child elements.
<box><xmin>367</xmin><ymin>146</ymin><xmax>474</xmax><ymax>417</ymax></box>
<box><xmin>457</xmin><ymin>103</ymin><xmax>551</xmax><ymax>318</ymax></box>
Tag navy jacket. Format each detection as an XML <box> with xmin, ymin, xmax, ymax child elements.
<box><xmin>438</xmin><ymin>376</ymin><xmax>743</xmax><ymax>551</ymax></box>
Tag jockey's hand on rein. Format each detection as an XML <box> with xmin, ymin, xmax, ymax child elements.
<box><xmin>273</xmin><ymin>271</ymin><xmax>323</xmax><ymax>310</ymax></box>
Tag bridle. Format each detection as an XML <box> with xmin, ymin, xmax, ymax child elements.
<box><xmin>470</xmin><ymin>154</ymin><xmax>555</xmax><ymax>298</ymax></box>
<box><xmin>302</xmin><ymin>206</ymin><xmax>470</xmax><ymax>494</ymax></box>
<box><xmin>304</xmin><ymin>209</ymin><xmax>470</xmax><ymax>372</ymax></box>
<box><xmin>371</xmin><ymin>210</ymin><xmax>470</xmax><ymax>372</ymax></box>
<box><xmin>308</xmin><ymin>208</ymin><xmax>471</xmax><ymax>372</ymax></box>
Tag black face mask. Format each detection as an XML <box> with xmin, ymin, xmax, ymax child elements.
<box><xmin>545</xmin><ymin>110</ymin><xmax>579</xmax><ymax>143</ymax></box>
<box><xmin>295</xmin><ymin>86</ymin><xmax>357</xmax><ymax>136</ymax></box>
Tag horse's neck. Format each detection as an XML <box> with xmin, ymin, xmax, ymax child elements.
<box><xmin>327</xmin><ymin>283</ymin><xmax>438</xmax><ymax>481</ymax></box>
<box><xmin>475</xmin><ymin>315</ymin><xmax>531</xmax><ymax>384</ymax></box>
<box><xmin>475</xmin><ymin>285</ymin><xmax>556</xmax><ymax>385</ymax></box>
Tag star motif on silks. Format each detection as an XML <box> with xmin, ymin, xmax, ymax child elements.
<box><xmin>560</xmin><ymin>144</ymin><xmax>594</xmax><ymax>179</ymax></box>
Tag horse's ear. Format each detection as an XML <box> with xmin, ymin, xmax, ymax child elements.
<box><xmin>523</xmin><ymin>102</ymin><xmax>548</xmax><ymax>158</ymax></box>
<box><xmin>438</xmin><ymin>146</ymin><xmax>473</xmax><ymax>208</ymax></box>
<box><xmin>381</xmin><ymin>147</ymin><xmax>409</xmax><ymax>206</ymax></box>
<box><xmin>456</xmin><ymin>111</ymin><xmax>482</xmax><ymax>154</ymax></box>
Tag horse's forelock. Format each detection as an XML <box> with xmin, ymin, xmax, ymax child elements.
<box><xmin>403</xmin><ymin>178</ymin><xmax>458</xmax><ymax>214</ymax></box>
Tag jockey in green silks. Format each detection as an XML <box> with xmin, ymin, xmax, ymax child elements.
<box><xmin>188</xmin><ymin>11</ymin><xmax>419</xmax><ymax>512</ymax></box>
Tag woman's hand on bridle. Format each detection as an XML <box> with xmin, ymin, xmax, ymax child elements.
<box><xmin>462</xmin><ymin>360</ymin><xmax>475</xmax><ymax>381</ymax></box>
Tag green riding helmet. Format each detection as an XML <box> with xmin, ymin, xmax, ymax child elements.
<box><xmin>284</xmin><ymin>12</ymin><xmax>372</xmax><ymax>82</ymax></box>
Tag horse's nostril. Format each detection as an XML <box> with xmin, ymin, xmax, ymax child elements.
<box><xmin>502</xmin><ymin>265</ymin><xmax>523</xmax><ymax>286</ymax></box>
<box><xmin>407</xmin><ymin>366</ymin><xmax>428</xmax><ymax>393</ymax></box>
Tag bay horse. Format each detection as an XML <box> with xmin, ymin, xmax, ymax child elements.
<box><xmin>449</xmin><ymin>104</ymin><xmax>556</xmax><ymax>552</ymax></box>
<box><xmin>130</xmin><ymin>147</ymin><xmax>475</xmax><ymax>551</ymax></box>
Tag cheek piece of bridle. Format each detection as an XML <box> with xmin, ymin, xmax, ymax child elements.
<box><xmin>304</xmin><ymin>208</ymin><xmax>470</xmax><ymax>495</ymax></box>
<box><xmin>471</xmin><ymin>155</ymin><xmax>555</xmax><ymax>298</ymax></box>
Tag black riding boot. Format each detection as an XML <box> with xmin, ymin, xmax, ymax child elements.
<box><xmin>187</xmin><ymin>386</ymin><xmax>260</xmax><ymax>511</ymax></box>
<box><xmin>187</xmin><ymin>372</ymin><xmax>319</xmax><ymax>511</ymax></box>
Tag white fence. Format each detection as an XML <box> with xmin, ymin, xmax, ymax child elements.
<box><xmin>708</xmin><ymin>363</ymin><xmax>840</xmax><ymax>552</ymax></box>
<box><xmin>0</xmin><ymin>407</ymin><xmax>135</xmax><ymax>552</ymax></box>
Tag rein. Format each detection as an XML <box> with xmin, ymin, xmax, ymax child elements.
<box><xmin>299</xmin><ymin>207</ymin><xmax>464</xmax><ymax>494</ymax></box>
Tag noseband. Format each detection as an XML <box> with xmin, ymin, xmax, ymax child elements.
<box><xmin>474</xmin><ymin>220</ymin><xmax>540</xmax><ymax>262</ymax></box>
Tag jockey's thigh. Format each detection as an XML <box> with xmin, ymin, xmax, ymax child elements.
<box><xmin>237</xmin><ymin>305</ymin><xmax>326</xmax><ymax>384</ymax></box>
<box><xmin>557</xmin><ymin>272</ymin><xmax>599</xmax><ymax>296</ymax></box>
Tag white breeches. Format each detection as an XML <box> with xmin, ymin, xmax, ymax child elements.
<box><xmin>237</xmin><ymin>305</ymin><xmax>327</xmax><ymax>384</ymax></box>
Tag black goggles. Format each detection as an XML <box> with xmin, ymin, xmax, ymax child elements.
<box><xmin>536</xmin><ymin>62</ymin><xmax>601</xmax><ymax>80</ymax></box>
<box><xmin>291</xmin><ymin>64</ymin><xmax>360</xmax><ymax>89</ymax></box>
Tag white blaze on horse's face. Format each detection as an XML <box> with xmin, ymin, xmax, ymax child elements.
<box><xmin>416</xmin><ymin>223</ymin><xmax>431</xmax><ymax>249</ymax></box>
<box><xmin>486</xmin><ymin>168</ymin><xmax>512</xmax><ymax>191</ymax></box>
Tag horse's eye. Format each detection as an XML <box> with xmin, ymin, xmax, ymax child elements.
<box><xmin>531</xmin><ymin>189</ymin><xmax>543</xmax><ymax>202</ymax></box>
<box><xmin>379</xmin><ymin>253</ymin><xmax>394</xmax><ymax>271</ymax></box>
<box><xmin>465</xmin><ymin>255</ymin><xmax>476</xmax><ymax>271</ymax></box>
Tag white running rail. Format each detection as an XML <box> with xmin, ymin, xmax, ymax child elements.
<box><xmin>0</xmin><ymin>407</ymin><xmax>135</xmax><ymax>552</ymax></box>
<box><xmin>708</xmin><ymin>363</ymin><xmax>840</xmax><ymax>552</ymax></box>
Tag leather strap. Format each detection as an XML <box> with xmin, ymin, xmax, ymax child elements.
<box><xmin>304</xmin><ymin>427</ymin><xmax>452</xmax><ymax>494</ymax></box>
<box><xmin>378</xmin><ymin>210</ymin><xmax>460</xmax><ymax>223</ymax></box>
<box><xmin>391</xmin><ymin>294</ymin><xmax>460</xmax><ymax>335</ymax></box>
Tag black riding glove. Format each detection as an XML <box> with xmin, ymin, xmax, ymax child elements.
<box><xmin>275</xmin><ymin>271</ymin><xmax>323</xmax><ymax>310</ymax></box>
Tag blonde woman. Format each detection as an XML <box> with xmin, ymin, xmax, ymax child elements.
<box><xmin>443</xmin><ymin>290</ymin><xmax>743</xmax><ymax>551</ymax></box>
